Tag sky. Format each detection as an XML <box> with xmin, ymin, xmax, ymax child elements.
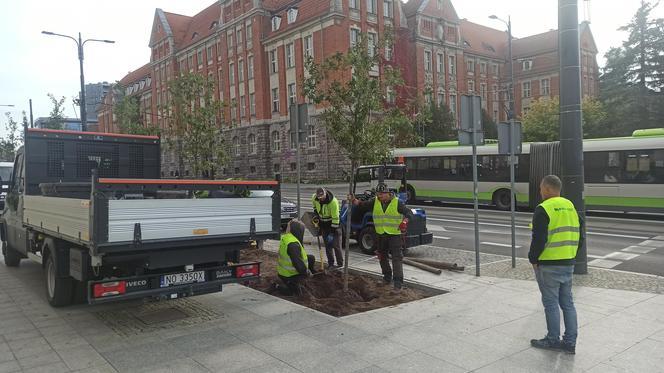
<box><xmin>0</xmin><ymin>0</ymin><xmax>660</xmax><ymax>130</ymax></box>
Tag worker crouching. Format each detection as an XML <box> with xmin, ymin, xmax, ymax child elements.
<box><xmin>276</xmin><ymin>219</ymin><xmax>317</xmax><ymax>296</ymax></box>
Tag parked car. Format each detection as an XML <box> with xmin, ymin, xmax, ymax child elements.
<box><xmin>249</xmin><ymin>190</ymin><xmax>298</xmax><ymax>228</ymax></box>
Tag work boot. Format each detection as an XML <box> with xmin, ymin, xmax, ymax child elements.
<box><xmin>382</xmin><ymin>275</ymin><xmax>392</xmax><ymax>284</ymax></box>
<box><xmin>393</xmin><ymin>278</ymin><xmax>403</xmax><ymax>290</ymax></box>
<box><xmin>560</xmin><ymin>342</ymin><xmax>576</xmax><ymax>355</ymax></box>
<box><xmin>530</xmin><ymin>337</ymin><xmax>562</xmax><ymax>352</ymax></box>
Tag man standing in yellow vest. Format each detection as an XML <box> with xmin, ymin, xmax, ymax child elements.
<box><xmin>275</xmin><ymin>219</ymin><xmax>316</xmax><ymax>296</ymax></box>
<box><xmin>529</xmin><ymin>175</ymin><xmax>584</xmax><ymax>355</ymax></box>
<box><xmin>351</xmin><ymin>183</ymin><xmax>413</xmax><ymax>290</ymax></box>
<box><xmin>312</xmin><ymin>187</ymin><xmax>343</xmax><ymax>268</ymax></box>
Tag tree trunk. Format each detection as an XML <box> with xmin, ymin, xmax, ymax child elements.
<box><xmin>343</xmin><ymin>160</ymin><xmax>357</xmax><ymax>292</ymax></box>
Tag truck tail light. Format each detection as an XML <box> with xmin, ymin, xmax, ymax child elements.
<box><xmin>93</xmin><ymin>281</ymin><xmax>126</xmax><ymax>298</ymax></box>
<box><xmin>236</xmin><ymin>264</ymin><xmax>260</xmax><ymax>278</ymax></box>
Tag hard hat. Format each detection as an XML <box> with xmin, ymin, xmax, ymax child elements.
<box><xmin>375</xmin><ymin>183</ymin><xmax>389</xmax><ymax>193</ymax></box>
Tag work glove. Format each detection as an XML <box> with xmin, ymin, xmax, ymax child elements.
<box><xmin>399</xmin><ymin>218</ymin><xmax>409</xmax><ymax>233</ymax></box>
<box><xmin>306</xmin><ymin>269</ymin><xmax>314</xmax><ymax>278</ymax></box>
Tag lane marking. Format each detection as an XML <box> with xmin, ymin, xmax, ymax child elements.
<box><xmin>622</xmin><ymin>246</ymin><xmax>656</xmax><ymax>254</ymax></box>
<box><xmin>481</xmin><ymin>241</ymin><xmax>522</xmax><ymax>248</ymax></box>
<box><xmin>433</xmin><ymin>235</ymin><xmax>451</xmax><ymax>240</ymax></box>
<box><xmin>427</xmin><ymin>217</ymin><xmax>650</xmax><ymax>240</ymax></box>
<box><xmin>587</xmin><ymin>254</ymin><xmax>605</xmax><ymax>259</ymax></box>
<box><xmin>638</xmin><ymin>240</ymin><xmax>664</xmax><ymax>248</ymax></box>
<box><xmin>588</xmin><ymin>258</ymin><xmax>622</xmax><ymax>269</ymax></box>
<box><xmin>604</xmin><ymin>252</ymin><xmax>640</xmax><ymax>261</ymax></box>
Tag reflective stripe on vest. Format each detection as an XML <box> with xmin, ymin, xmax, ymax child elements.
<box><xmin>277</xmin><ymin>233</ymin><xmax>309</xmax><ymax>277</ymax></box>
<box><xmin>373</xmin><ymin>197</ymin><xmax>402</xmax><ymax>235</ymax></box>
<box><xmin>312</xmin><ymin>194</ymin><xmax>340</xmax><ymax>225</ymax></box>
<box><xmin>538</xmin><ymin>197</ymin><xmax>580</xmax><ymax>261</ymax></box>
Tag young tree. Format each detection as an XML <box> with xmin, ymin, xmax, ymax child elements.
<box><xmin>164</xmin><ymin>72</ymin><xmax>227</xmax><ymax>179</ymax></box>
<box><xmin>481</xmin><ymin>109</ymin><xmax>498</xmax><ymax>140</ymax></box>
<box><xmin>304</xmin><ymin>31</ymin><xmax>404</xmax><ymax>291</ymax></box>
<box><xmin>0</xmin><ymin>112</ymin><xmax>23</xmax><ymax>162</ymax></box>
<box><xmin>43</xmin><ymin>94</ymin><xmax>66</xmax><ymax>130</ymax></box>
<box><xmin>114</xmin><ymin>89</ymin><xmax>159</xmax><ymax>136</ymax></box>
<box><xmin>522</xmin><ymin>97</ymin><xmax>608</xmax><ymax>141</ymax></box>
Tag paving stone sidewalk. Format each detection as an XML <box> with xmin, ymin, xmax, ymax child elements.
<box><xmin>0</xmin><ymin>236</ymin><xmax>663</xmax><ymax>373</ymax></box>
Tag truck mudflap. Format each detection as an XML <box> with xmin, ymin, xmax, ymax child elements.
<box><xmin>88</xmin><ymin>261</ymin><xmax>260</xmax><ymax>304</ymax></box>
<box><xmin>404</xmin><ymin>232</ymin><xmax>433</xmax><ymax>248</ymax></box>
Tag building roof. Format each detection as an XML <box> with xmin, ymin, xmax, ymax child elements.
<box><xmin>403</xmin><ymin>0</ymin><xmax>458</xmax><ymax>22</ymax></box>
<box><xmin>178</xmin><ymin>2</ymin><xmax>221</xmax><ymax>50</ymax></box>
<box><xmin>163</xmin><ymin>11</ymin><xmax>193</xmax><ymax>49</ymax></box>
<box><xmin>119</xmin><ymin>63</ymin><xmax>152</xmax><ymax>96</ymax></box>
<box><xmin>459</xmin><ymin>20</ymin><xmax>506</xmax><ymax>59</ymax></box>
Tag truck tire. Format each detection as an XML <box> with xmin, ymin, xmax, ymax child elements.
<box><xmin>406</xmin><ymin>185</ymin><xmax>417</xmax><ymax>205</ymax></box>
<box><xmin>44</xmin><ymin>251</ymin><xmax>73</xmax><ymax>307</ymax></box>
<box><xmin>357</xmin><ymin>226</ymin><xmax>376</xmax><ymax>255</ymax></box>
<box><xmin>2</xmin><ymin>241</ymin><xmax>21</xmax><ymax>267</ymax></box>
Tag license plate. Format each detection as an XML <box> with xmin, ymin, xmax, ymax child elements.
<box><xmin>160</xmin><ymin>270</ymin><xmax>206</xmax><ymax>287</ymax></box>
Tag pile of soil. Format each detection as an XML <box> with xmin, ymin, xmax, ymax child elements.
<box><xmin>241</xmin><ymin>248</ymin><xmax>435</xmax><ymax>317</ymax></box>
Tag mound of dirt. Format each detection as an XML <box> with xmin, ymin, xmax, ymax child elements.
<box><xmin>241</xmin><ymin>248</ymin><xmax>436</xmax><ymax>317</ymax></box>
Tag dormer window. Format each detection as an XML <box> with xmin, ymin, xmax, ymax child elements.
<box><xmin>522</xmin><ymin>59</ymin><xmax>533</xmax><ymax>71</ymax></box>
<box><xmin>192</xmin><ymin>32</ymin><xmax>199</xmax><ymax>40</ymax></box>
<box><xmin>210</xmin><ymin>21</ymin><xmax>218</xmax><ymax>29</ymax></box>
<box><xmin>271</xmin><ymin>16</ymin><xmax>281</xmax><ymax>31</ymax></box>
<box><xmin>287</xmin><ymin>8</ymin><xmax>298</xmax><ymax>24</ymax></box>
<box><xmin>463</xmin><ymin>39</ymin><xmax>471</xmax><ymax>48</ymax></box>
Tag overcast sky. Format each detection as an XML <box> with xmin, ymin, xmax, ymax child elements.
<box><xmin>0</xmin><ymin>0</ymin><xmax>659</xmax><ymax>129</ymax></box>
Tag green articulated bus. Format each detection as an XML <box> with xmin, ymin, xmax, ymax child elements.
<box><xmin>392</xmin><ymin>128</ymin><xmax>664</xmax><ymax>214</ymax></box>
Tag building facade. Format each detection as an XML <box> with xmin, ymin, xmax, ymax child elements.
<box><xmin>83</xmin><ymin>82</ymin><xmax>111</xmax><ymax>123</ymax></box>
<box><xmin>99</xmin><ymin>0</ymin><xmax>599</xmax><ymax>180</ymax></box>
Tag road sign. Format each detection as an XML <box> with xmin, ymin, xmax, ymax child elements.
<box><xmin>289</xmin><ymin>103</ymin><xmax>308</xmax><ymax>143</ymax></box>
<box><xmin>459</xmin><ymin>95</ymin><xmax>482</xmax><ymax>132</ymax></box>
<box><xmin>498</xmin><ymin>121</ymin><xmax>523</xmax><ymax>155</ymax></box>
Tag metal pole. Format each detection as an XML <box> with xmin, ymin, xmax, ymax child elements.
<box><xmin>78</xmin><ymin>32</ymin><xmax>87</xmax><ymax>132</ymax></box>
<box><xmin>507</xmin><ymin>17</ymin><xmax>517</xmax><ymax>268</ymax></box>
<box><xmin>29</xmin><ymin>99</ymin><xmax>34</xmax><ymax>128</ymax></box>
<box><xmin>472</xmin><ymin>133</ymin><xmax>480</xmax><ymax>277</ymax></box>
<box><xmin>295</xmin><ymin>115</ymin><xmax>301</xmax><ymax>218</ymax></box>
<box><xmin>559</xmin><ymin>0</ymin><xmax>587</xmax><ymax>274</ymax></box>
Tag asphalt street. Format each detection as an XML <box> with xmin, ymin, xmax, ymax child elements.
<box><xmin>281</xmin><ymin>183</ymin><xmax>664</xmax><ymax>277</ymax></box>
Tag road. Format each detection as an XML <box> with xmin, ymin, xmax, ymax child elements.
<box><xmin>281</xmin><ymin>183</ymin><xmax>664</xmax><ymax>277</ymax></box>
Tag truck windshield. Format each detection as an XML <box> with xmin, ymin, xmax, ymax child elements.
<box><xmin>0</xmin><ymin>167</ymin><xmax>12</xmax><ymax>183</ymax></box>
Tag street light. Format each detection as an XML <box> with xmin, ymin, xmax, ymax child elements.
<box><xmin>489</xmin><ymin>14</ymin><xmax>517</xmax><ymax>268</ymax></box>
<box><xmin>42</xmin><ymin>31</ymin><xmax>114</xmax><ymax>131</ymax></box>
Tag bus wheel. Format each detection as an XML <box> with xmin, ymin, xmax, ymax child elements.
<box><xmin>493</xmin><ymin>189</ymin><xmax>513</xmax><ymax>211</ymax></box>
<box><xmin>406</xmin><ymin>186</ymin><xmax>417</xmax><ymax>204</ymax></box>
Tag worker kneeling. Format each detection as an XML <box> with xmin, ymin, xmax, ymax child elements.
<box><xmin>276</xmin><ymin>219</ymin><xmax>317</xmax><ymax>296</ymax></box>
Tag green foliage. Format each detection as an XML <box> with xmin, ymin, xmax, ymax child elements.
<box><xmin>114</xmin><ymin>90</ymin><xmax>159</xmax><ymax>136</ymax></box>
<box><xmin>481</xmin><ymin>109</ymin><xmax>497</xmax><ymax>140</ymax></box>
<box><xmin>599</xmin><ymin>0</ymin><xmax>664</xmax><ymax>135</ymax></box>
<box><xmin>164</xmin><ymin>72</ymin><xmax>227</xmax><ymax>179</ymax></box>
<box><xmin>522</xmin><ymin>97</ymin><xmax>608</xmax><ymax>142</ymax></box>
<box><xmin>44</xmin><ymin>93</ymin><xmax>66</xmax><ymax>130</ymax></box>
<box><xmin>0</xmin><ymin>112</ymin><xmax>22</xmax><ymax>162</ymax></box>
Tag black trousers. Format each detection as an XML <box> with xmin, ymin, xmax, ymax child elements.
<box><xmin>277</xmin><ymin>254</ymin><xmax>316</xmax><ymax>295</ymax></box>
<box><xmin>376</xmin><ymin>234</ymin><xmax>404</xmax><ymax>280</ymax></box>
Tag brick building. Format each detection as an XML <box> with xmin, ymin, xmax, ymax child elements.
<box><xmin>98</xmin><ymin>0</ymin><xmax>598</xmax><ymax>180</ymax></box>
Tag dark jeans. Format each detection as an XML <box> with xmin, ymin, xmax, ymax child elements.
<box><xmin>277</xmin><ymin>254</ymin><xmax>316</xmax><ymax>295</ymax></box>
<box><xmin>535</xmin><ymin>265</ymin><xmax>578</xmax><ymax>345</ymax></box>
<box><xmin>376</xmin><ymin>234</ymin><xmax>403</xmax><ymax>280</ymax></box>
<box><xmin>321</xmin><ymin>226</ymin><xmax>343</xmax><ymax>267</ymax></box>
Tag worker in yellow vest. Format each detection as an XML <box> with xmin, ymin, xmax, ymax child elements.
<box><xmin>312</xmin><ymin>187</ymin><xmax>343</xmax><ymax>268</ymax></box>
<box><xmin>528</xmin><ymin>175</ymin><xmax>584</xmax><ymax>355</ymax></box>
<box><xmin>351</xmin><ymin>183</ymin><xmax>413</xmax><ymax>290</ymax></box>
<box><xmin>275</xmin><ymin>219</ymin><xmax>316</xmax><ymax>296</ymax></box>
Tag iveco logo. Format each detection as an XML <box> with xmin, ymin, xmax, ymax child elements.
<box><xmin>126</xmin><ymin>280</ymin><xmax>147</xmax><ymax>287</ymax></box>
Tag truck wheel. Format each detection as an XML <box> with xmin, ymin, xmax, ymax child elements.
<box><xmin>493</xmin><ymin>189</ymin><xmax>512</xmax><ymax>211</ymax></box>
<box><xmin>44</xmin><ymin>252</ymin><xmax>73</xmax><ymax>307</ymax></box>
<box><xmin>406</xmin><ymin>186</ymin><xmax>417</xmax><ymax>205</ymax></box>
<box><xmin>357</xmin><ymin>226</ymin><xmax>376</xmax><ymax>255</ymax></box>
<box><xmin>2</xmin><ymin>241</ymin><xmax>21</xmax><ymax>267</ymax></box>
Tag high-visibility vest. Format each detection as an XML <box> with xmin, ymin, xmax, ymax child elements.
<box><xmin>312</xmin><ymin>194</ymin><xmax>340</xmax><ymax>226</ymax></box>
<box><xmin>373</xmin><ymin>197</ymin><xmax>402</xmax><ymax>235</ymax></box>
<box><xmin>277</xmin><ymin>233</ymin><xmax>309</xmax><ymax>277</ymax></box>
<box><xmin>538</xmin><ymin>196</ymin><xmax>580</xmax><ymax>261</ymax></box>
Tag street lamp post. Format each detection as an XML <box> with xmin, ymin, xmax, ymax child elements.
<box><xmin>42</xmin><ymin>31</ymin><xmax>114</xmax><ymax>131</ymax></box>
<box><xmin>489</xmin><ymin>14</ymin><xmax>517</xmax><ymax>268</ymax></box>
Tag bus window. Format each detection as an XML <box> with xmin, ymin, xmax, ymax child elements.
<box><xmin>624</xmin><ymin>151</ymin><xmax>657</xmax><ymax>183</ymax></box>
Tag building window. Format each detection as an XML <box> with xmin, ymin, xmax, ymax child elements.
<box><xmin>350</xmin><ymin>28</ymin><xmax>360</xmax><ymax>47</ymax></box>
<box><xmin>368</xmin><ymin>32</ymin><xmax>377</xmax><ymax>57</ymax></box>
<box><xmin>425</xmin><ymin>92</ymin><xmax>432</xmax><ymax>105</ymax></box>
<box><xmin>350</xmin><ymin>0</ymin><xmax>358</xmax><ymax>9</ymax></box>
<box><xmin>248</xmin><ymin>56</ymin><xmax>254</xmax><ymax>79</ymax></box>
<box><xmin>437</xmin><ymin>53</ymin><xmax>444</xmax><ymax>73</ymax></box>
<box><xmin>197</xmin><ymin>50</ymin><xmax>203</xmax><ymax>67</ymax></box>
<box><xmin>523</xmin><ymin>107</ymin><xmax>531</xmax><ymax>116</ymax></box>
<box><xmin>248</xmin><ymin>134</ymin><xmax>256</xmax><ymax>154</ymax></box>
<box><xmin>238</xmin><ymin>61</ymin><xmax>244</xmax><ymax>82</ymax></box>
<box><xmin>290</xmin><ymin>162</ymin><xmax>297</xmax><ymax>171</ymax></box>
<box><xmin>240</xmin><ymin>95</ymin><xmax>246</xmax><ymax>117</ymax></box>
<box><xmin>227</xmin><ymin>33</ymin><xmax>234</xmax><ymax>48</ymax></box>
<box><xmin>437</xmin><ymin>91</ymin><xmax>445</xmax><ymax>106</ymax></box>
<box><xmin>386</xmin><ymin>86</ymin><xmax>395</xmax><ymax>104</ymax></box>
<box><xmin>250</xmin><ymin>93</ymin><xmax>256</xmax><ymax>116</ymax></box>
<box><xmin>385</xmin><ymin>45</ymin><xmax>393</xmax><ymax>61</ymax></box>
<box><xmin>304</xmin><ymin>35</ymin><xmax>313</xmax><ymax>59</ymax></box>
<box><xmin>207</xmin><ymin>46</ymin><xmax>213</xmax><ymax>65</ymax></box>
<box><xmin>480</xmin><ymin>83</ymin><xmax>487</xmax><ymax>100</ymax></box>
<box><xmin>272</xmin><ymin>88</ymin><xmax>279</xmax><ymax>112</ymax></box>
<box><xmin>448</xmin><ymin>55</ymin><xmax>456</xmax><ymax>75</ymax></box>
<box><xmin>449</xmin><ymin>94</ymin><xmax>457</xmax><ymax>115</ymax></box>
<box><xmin>424</xmin><ymin>50</ymin><xmax>432</xmax><ymax>71</ymax></box>
<box><xmin>289</xmin><ymin>131</ymin><xmax>297</xmax><ymax>150</ymax></box>
<box><xmin>271</xmin><ymin>16</ymin><xmax>281</xmax><ymax>31</ymax></box>
<box><xmin>307</xmin><ymin>125</ymin><xmax>316</xmax><ymax>148</ymax></box>
<box><xmin>468</xmin><ymin>80</ymin><xmax>475</xmax><ymax>93</ymax></box>
<box><xmin>492</xmin><ymin>63</ymin><xmax>499</xmax><ymax>76</ymax></box>
<box><xmin>540</xmin><ymin>78</ymin><xmax>550</xmax><ymax>96</ymax></box>
<box><xmin>287</xmin><ymin>83</ymin><xmax>297</xmax><ymax>106</ymax></box>
<box><xmin>493</xmin><ymin>109</ymin><xmax>499</xmax><ymax>121</ymax></box>
<box><xmin>274</xmin><ymin>163</ymin><xmax>281</xmax><ymax>172</ymax></box>
<box><xmin>230</xmin><ymin>98</ymin><xmax>237</xmax><ymax>121</ymax></box>
<box><xmin>522</xmin><ymin>59</ymin><xmax>533</xmax><ymax>71</ymax></box>
<box><xmin>522</xmin><ymin>81</ymin><xmax>531</xmax><ymax>98</ymax></box>
<box><xmin>233</xmin><ymin>136</ymin><xmax>240</xmax><ymax>156</ymax></box>
<box><xmin>307</xmin><ymin>162</ymin><xmax>316</xmax><ymax>171</ymax></box>
<box><xmin>367</xmin><ymin>0</ymin><xmax>377</xmax><ymax>14</ymax></box>
<box><xmin>466</xmin><ymin>59</ymin><xmax>475</xmax><ymax>73</ymax></box>
<box><xmin>286</xmin><ymin>43</ymin><xmax>295</xmax><ymax>68</ymax></box>
<box><xmin>234</xmin><ymin>167</ymin><xmax>240</xmax><ymax>175</ymax></box>
<box><xmin>480</xmin><ymin>62</ymin><xmax>487</xmax><ymax>74</ymax></box>
<box><xmin>229</xmin><ymin>63</ymin><xmax>235</xmax><ymax>85</ymax></box>
<box><xmin>287</xmin><ymin>8</ymin><xmax>298</xmax><ymax>24</ymax></box>
<box><xmin>383</xmin><ymin>0</ymin><xmax>393</xmax><ymax>17</ymax></box>
<box><xmin>250</xmin><ymin>166</ymin><xmax>256</xmax><ymax>174</ymax></box>
<box><xmin>270</xmin><ymin>50</ymin><xmax>278</xmax><ymax>74</ymax></box>
<box><xmin>236</xmin><ymin>28</ymin><xmax>243</xmax><ymax>46</ymax></box>
<box><xmin>246</xmin><ymin>23</ymin><xmax>253</xmax><ymax>42</ymax></box>
<box><xmin>492</xmin><ymin>84</ymin><xmax>499</xmax><ymax>101</ymax></box>
<box><xmin>272</xmin><ymin>130</ymin><xmax>280</xmax><ymax>151</ymax></box>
